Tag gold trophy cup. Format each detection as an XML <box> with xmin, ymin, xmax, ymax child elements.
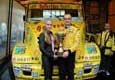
<box><xmin>56</xmin><ymin>32</ymin><xmax>65</xmax><ymax>57</ymax></box>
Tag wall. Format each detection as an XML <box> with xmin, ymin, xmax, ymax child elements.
<box><xmin>108</xmin><ymin>0</ymin><xmax>115</xmax><ymax>32</ymax></box>
<box><xmin>0</xmin><ymin>0</ymin><xmax>9</xmax><ymax>59</ymax></box>
<box><xmin>0</xmin><ymin>0</ymin><xmax>9</xmax><ymax>22</ymax></box>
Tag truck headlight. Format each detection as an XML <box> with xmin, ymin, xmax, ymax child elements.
<box><xmin>32</xmin><ymin>72</ymin><xmax>39</xmax><ymax>78</ymax></box>
<box><xmin>94</xmin><ymin>64</ymin><xmax>99</xmax><ymax>74</ymax></box>
<box><xmin>13</xmin><ymin>66</ymin><xmax>20</xmax><ymax>76</ymax></box>
<box><xmin>77</xmin><ymin>70</ymin><xmax>83</xmax><ymax>77</ymax></box>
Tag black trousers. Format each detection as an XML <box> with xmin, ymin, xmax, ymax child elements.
<box><xmin>58</xmin><ymin>52</ymin><xmax>75</xmax><ymax>80</ymax></box>
<box><xmin>42</xmin><ymin>55</ymin><xmax>53</xmax><ymax>80</ymax></box>
<box><xmin>100</xmin><ymin>49</ymin><xmax>111</xmax><ymax>71</ymax></box>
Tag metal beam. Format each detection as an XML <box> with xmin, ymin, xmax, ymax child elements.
<box><xmin>15</xmin><ymin>0</ymin><xmax>26</xmax><ymax>8</ymax></box>
<box><xmin>6</xmin><ymin>0</ymin><xmax>13</xmax><ymax>57</ymax></box>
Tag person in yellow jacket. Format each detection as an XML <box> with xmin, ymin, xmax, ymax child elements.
<box><xmin>57</xmin><ymin>14</ymin><xmax>79</xmax><ymax>80</ymax></box>
<box><xmin>99</xmin><ymin>23</ymin><xmax>114</xmax><ymax>76</ymax></box>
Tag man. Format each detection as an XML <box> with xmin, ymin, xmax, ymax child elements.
<box><xmin>58</xmin><ymin>14</ymin><xmax>78</xmax><ymax>80</ymax></box>
<box><xmin>99</xmin><ymin>23</ymin><xmax>114</xmax><ymax>76</ymax></box>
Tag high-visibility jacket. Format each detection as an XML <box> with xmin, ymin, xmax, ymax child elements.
<box><xmin>96</xmin><ymin>33</ymin><xmax>101</xmax><ymax>46</ymax></box>
<box><xmin>112</xmin><ymin>33</ymin><xmax>115</xmax><ymax>51</ymax></box>
<box><xmin>99</xmin><ymin>30</ymin><xmax>114</xmax><ymax>55</ymax></box>
<box><xmin>61</xmin><ymin>26</ymin><xmax>79</xmax><ymax>52</ymax></box>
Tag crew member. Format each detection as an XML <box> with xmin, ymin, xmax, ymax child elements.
<box><xmin>99</xmin><ymin>23</ymin><xmax>114</xmax><ymax>75</ymax></box>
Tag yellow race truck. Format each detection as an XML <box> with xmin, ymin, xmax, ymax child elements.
<box><xmin>12</xmin><ymin>1</ymin><xmax>101</xmax><ymax>80</ymax></box>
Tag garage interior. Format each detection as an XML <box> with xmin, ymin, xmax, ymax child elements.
<box><xmin>0</xmin><ymin>0</ymin><xmax>115</xmax><ymax>80</ymax></box>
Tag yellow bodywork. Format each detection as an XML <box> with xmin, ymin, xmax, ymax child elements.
<box><xmin>12</xmin><ymin>1</ymin><xmax>101</xmax><ymax>80</ymax></box>
<box><xmin>12</xmin><ymin>20</ymin><xmax>101</xmax><ymax>80</ymax></box>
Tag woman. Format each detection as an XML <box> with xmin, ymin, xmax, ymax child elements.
<box><xmin>39</xmin><ymin>20</ymin><xmax>57</xmax><ymax>80</ymax></box>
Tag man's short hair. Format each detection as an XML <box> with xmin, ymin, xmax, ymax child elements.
<box><xmin>64</xmin><ymin>14</ymin><xmax>72</xmax><ymax>17</ymax></box>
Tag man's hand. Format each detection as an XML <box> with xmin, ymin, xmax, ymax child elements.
<box><xmin>63</xmin><ymin>51</ymin><xmax>69</xmax><ymax>58</ymax></box>
<box><xmin>54</xmin><ymin>49</ymin><xmax>58</xmax><ymax>54</ymax></box>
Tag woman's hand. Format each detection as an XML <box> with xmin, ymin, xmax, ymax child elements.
<box><xmin>53</xmin><ymin>54</ymin><xmax>58</xmax><ymax>59</ymax></box>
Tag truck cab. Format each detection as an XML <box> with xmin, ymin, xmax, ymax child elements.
<box><xmin>12</xmin><ymin>0</ymin><xmax>101</xmax><ymax>80</ymax></box>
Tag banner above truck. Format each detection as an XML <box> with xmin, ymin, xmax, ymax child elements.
<box><xmin>29</xmin><ymin>3</ymin><xmax>82</xmax><ymax>9</ymax></box>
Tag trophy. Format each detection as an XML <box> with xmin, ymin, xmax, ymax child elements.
<box><xmin>56</xmin><ymin>31</ymin><xmax>65</xmax><ymax>57</ymax></box>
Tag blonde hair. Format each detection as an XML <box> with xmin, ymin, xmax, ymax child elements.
<box><xmin>43</xmin><ymin>20</ymin><xmax>52</xmax><ymax>44</ymax></box>
<box><xmin>44</xmin><ymin>31</ymin><xmax>52</xmax><ymax>44</ymax></box>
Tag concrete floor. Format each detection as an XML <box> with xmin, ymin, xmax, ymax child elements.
<box><xmin>0</xmin><ymin>62</ymin><xmax>115</xmax><ymax>80</ymax></box>
<box><xmin>1</xmin><ymin>68</ymin><xmax>11</xmax><ymax>80</ymax></box>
